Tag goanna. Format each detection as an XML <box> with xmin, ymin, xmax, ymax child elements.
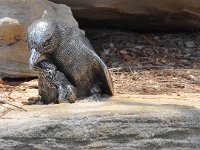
<box><xmin>28</xmin><ymin>18</ymin><xmax>114</xmax><ymax>103</ymax></box>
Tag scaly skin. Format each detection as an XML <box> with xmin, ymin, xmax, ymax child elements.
<box><xmin>34</xmin><ymin>60</ymin><xmax>76</xmax><ymax>104</ymax></box>
<box><xmin>28</xmin><ymin>18</ymin><xmax>114</xmax><ymax>103</ymax></box>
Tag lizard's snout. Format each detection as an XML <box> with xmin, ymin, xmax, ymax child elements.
<box><xmin>29</xmin><ymin>48</ymin><xmax>41</xmax><ymax>68</ymax></box>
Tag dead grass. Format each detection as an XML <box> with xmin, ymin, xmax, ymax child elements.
<box><xmin>110</xmin><ymin>67</ymin><xmax>200</xmax><ymax>95</ymax></box>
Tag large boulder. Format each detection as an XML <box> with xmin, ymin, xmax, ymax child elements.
<box><xmin>0</xmin><ymin>0</ymin><xmax>79</xmax><ymax>78</ymax></box>
<box><xmin>0</xmin><ymin>95</ymin><xmax>200</xmax><ymax>149</ymax></box>
<box><xmin>50</xmin><ymin>0</ymin><xmax>200</xmax><ymax>31</ymax></box>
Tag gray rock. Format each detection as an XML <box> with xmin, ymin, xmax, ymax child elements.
<box><xmin>0</xmin><ymin>95</ymin><xmax>200</xmax><ymax>149</ymax></box>
<box><xmin>101</xmin><ymin>48</ymin><xmax>110</xmax><ymax>58</ymax></box>
<box><xmin>0</xmin><ymin>0</ymin><xmax>80</xmax><ymax>78</ymax></box>
<box><xmin>50</xmin><ymin>0</ymin><xmax>200</xmax><ymax>31</ymax></box>
<box><xmin>184</xmin><ymin>41</ymin><xmax>196</xmax><ymax>48</ymax></box>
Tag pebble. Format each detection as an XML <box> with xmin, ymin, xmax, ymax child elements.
<box><xmin>111</xmin><ymin>62</ymin><xmax>119</xmax><ymax>67</ymax></box>
<box><xmin>109</xmin><ymin>43</ymin><xmax>114</xmax><ymax>48</ymax></box>
<box><xmin>135</xmin><ymin>46</ymin><xmax>144</xmax><ymax>50</ymax></box>
<box><xmin>120</xmin><ymin>49</ymin><xmax>129</xmax><ymax>55</ymax></box>
<box><xmin>180</xmin><ymin>59</ymin><xmax>190</xmax><ymax>65</ymax></box>
<box><xmin>184</xmin><ymin>41</ymin><xmax>196</xmax><ymax>48</ymax></box>
<box><xmin>102</xmin><ymin>48</ymin><xmax>110</xmax><ymax>56</ymax></box>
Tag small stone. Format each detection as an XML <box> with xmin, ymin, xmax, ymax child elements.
<box><xmin>111</xmin><ymin>62</ymin><xmax>119</xmax><ymax>67</ymax></box>
<box><xmin>154</xmin><ymin>36</ymin><xmax>159</xmax><ymax>40</ymax></box>
<box><xmin>160</xmin><ymin>59</ymin><xmax>166</xmax><ymax>63</ymax></box>
<box><xmin>135</xmin><ymin>46</ymin><xmax>144</xmax><ymax>50</ymax></box>
<box><xmin>19</xmin><ymin>86</ymin><xmax>26</xmax><ymax>91</ymax></box>
<box><xmin>180</xmin><ymin>59</ymin><xmax>190</xmax><ymax>65</ymax></box>
<box><xmin>184</xmin><ymin>48</ymin><xmax>191</xmax><ymax>52</ymax></box>
<box><xmin>120</xmin><ymin>49</ymin><xmax>129</xmax><ymax>55</ymax></box>
<box><xmin>184</xmin><ymin>41</ymin><xmax>196</xmax><ymax>48</ymax></box>
<box><xmin>109</xmin><ymin>43</ymin><xmax>114</xmax><ymax>48</ymax></box>
<box><xmin>102</xmin><ymin>48</ymin><xmax>110</xmax><ymax>56</ymax></box>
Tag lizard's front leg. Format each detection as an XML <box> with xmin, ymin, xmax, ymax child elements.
<box><xmin>33</xmin><ymin>60</ymin><xmax>77</xmax><ymax>104</ymax></box>
<box><xmin>57</xmin><ymin>84</ymin><xmax>76</xmax><ymax>103</ymax></box>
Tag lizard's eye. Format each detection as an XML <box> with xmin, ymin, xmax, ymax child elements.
<box><xmin>46</xmin><ymin>67</ymin><xmax>52</xmax><ymax>72</ymax></box>
<box><xmin>42</xmin><ymin>38</ymin><xmax>51</xmax><ymax>48</ymax></box>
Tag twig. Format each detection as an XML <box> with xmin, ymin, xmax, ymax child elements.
<box><xmin>183</xmin><ymin>74</ymin><xmax>200</xmax><ymax>84</ymax></box>
<box><xmin>0</xmin><ymin>100</ymin><xmax>27</xmax><ymax>112</ymax></box>
<box><xmin>0</xmin><ymin>108</ymin><xmax>11</xmax><ymax>118</ymax></box>
<box><xmin>109</xmin><ymin>65</ymin><xmax>172</xmax><ymax>72</ymax></box>
<box><xmin>142</xmin><ymin>35</ymin><xmax>157</xmax><ymax>46</ymax></box>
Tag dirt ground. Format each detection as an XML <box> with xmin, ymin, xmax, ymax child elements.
<box><xmin>0</xmin><ymin>29</ymin><xmax>200</xmax><ymax>105</ymax></box>
<box><xmin>87</xmin><ymin>29</ymin><xmax>200</xmax><ymax>95</ymax></box>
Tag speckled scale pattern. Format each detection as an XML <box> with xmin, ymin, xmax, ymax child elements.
<box><xmin>53</xmin><ymin>23</ymin><xmax>113</xmax><ymax>97</ymax></box>
<box><xmin>28</xmin><ymin>18</ymin><xmax>114</xmax><ymax>103</ymax></box>
<box><xmin>34</xmin><ymin>60</ymin><xmax>76</xmax><ymax>103</ymax></box>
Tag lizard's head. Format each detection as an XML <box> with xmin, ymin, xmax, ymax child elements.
<box><xmin>28</xmin><ymin>19</ymin><xmax>60</xmax><ymax>68</ymax></box>
<box><xmin>33</xmin><ymin>60</ymin><xmax>56</xmax><ymax>77</ymax></box>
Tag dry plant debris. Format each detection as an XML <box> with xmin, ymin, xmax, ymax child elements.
<box><xmin>0</xmin><ymin>29</ymin><xmax>200</xmax><ymax>105</ymax></box>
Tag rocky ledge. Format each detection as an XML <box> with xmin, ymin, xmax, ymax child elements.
<box><xmin>0</xmin><ymin>95</ymin><xmax>200</xmax><ymax>149</ymax></box>
<box><xmin>51</xmin><ymin>0</ymin><xmax>200</xmax><ymax>31</ymax></box>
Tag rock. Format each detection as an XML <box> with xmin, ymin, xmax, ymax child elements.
<box><xmin>102</xmin><ymin>49</ymin><xmax>110</xmax><ymax>57</ymax></box>
<box><xmin>135</xmin><ymin>46</ymin><xmax>144</xmax><ymax>50</ymax></box>
<box><xmin>0</xmin><ymin>0</ymin><xmax>80</xmax><ymax>78</ymax></box>
<box><xmin>180</xmin><ymin>59</ymin><xmax>191</xmax><ymax>66</ymax></box>
<box><xmin>184</xmin><ymin>41</ymin><xmax>196</xmax><ymax>48</ymax></box>
<box><xmin>50</xmin><ymin>0</ymin><xmax>200</xmax><ymax>31</ymax></box>
<box><xmin>0</xmin><ymin>95</ymin><xmax>200</xmax><ymax>149</ymax></box>
<box><xmin>120</xmin><ymin>50</ymin><xmax>129</xmax><ymax>55</ymax></box>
